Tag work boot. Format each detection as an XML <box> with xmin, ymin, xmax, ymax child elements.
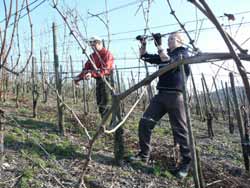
<box><xmin>129</xmin><ymin>153</ymin><xmax>149</xmax><ymax>163</ymax></box>
<box><xmin>176</xmin><ymin>159</ymin><xmax>191</xmax><ymax>179</ymax></box>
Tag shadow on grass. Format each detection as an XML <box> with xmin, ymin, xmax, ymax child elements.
<box><xmin>4</xmin><ymin>133</ymin><xmax>178</xmax><ymax>178</ymax></box>
<box><xmin>90</xmin><ymin>152</ymin><xmax>155</xmax><ymax>175</ymax></box>
<box><xmin>4</xmin><ymin>134</ymin><xmax>84</xmax><ymax>160</ymax></box>
<box><xmin>14</xmin><ymin>118</ymin><xmax>58</xmax><ymax>133</ymax></box>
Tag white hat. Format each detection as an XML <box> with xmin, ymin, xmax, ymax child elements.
<box><xmin>89</xmin><ymin>36</ymin><xmax>102</xmax><ymax>42</ymax></box>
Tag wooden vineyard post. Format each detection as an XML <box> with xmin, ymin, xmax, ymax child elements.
<box><xmin>181</xmin><ymin>64</ymin><xmax>202</xmax><ymax>188</ymax></box>
<box><xmin>213</xmin><ymin>77</ymin><xmax>225</xmax><ymax>120</ymax></box>
<box><xmin>191</xmin><ymin>71</ymin><xmax>204</xmax><ymax>120</ymax></box>
<box><xmin>221</xmin><ymin>80</ymin><xmax>228</xmax><ymax>119</ymax></box>
<box><xmin>15</xmin><ymin>81</ymin><xmax>20</xmax><ymax>108</ymax></box>
<box><xmin>52</xmin><ymin>22</ymin><xmax>65</xmax><ymax>135</ymax></box>
<box><xmin>201</xmin><ymin>73</ymin><xmax>217</xmax><ymax>119</ymax></box>
<box><xmin>0</xmin><ymin>109</ymin><xmax>4</xmax><ymax>162</ymax></box>
<box><xmin>70</xmin><ymin>55</ymin><xmax>77</xmax><ymax>104</ymax></box>
<box><xmin>40</xmin><ymin>50</ymin><xmax>48</xmax><ymax>103</ymax></box>
<box><xmin>81</xmin><ymin>61</ymin><xmax>88</xmax><ymax>114</ymax></box>
<box><xmin>31</xmin><ymin>57</ymin><xmax>39</xmax><ymax>118</ymax></box>
<box><xmin>229</xmin><ymin>72</ymin><xmax>249</xmax><ymax>171</ymax></box>
<box><xmin>201</xmin><ymin>77</ymin><xmax>209</xmax><ymax>116</ymax></box>
<box><xmin>113</xmin><ymin>66</ymin><xmax>124</xmax><ymax>165</ymax></box>
<box><xmin>225</xmin><ymin>82</ymin><xmax>234</xmax><ymax>134</ymax></box>
<box><xmin>144</xmin><ymin>62</ymin><xmax>153</xmax><ymax>100</ymax></box>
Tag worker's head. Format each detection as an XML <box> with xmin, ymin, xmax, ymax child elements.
<box><xmin>168</xmin><ymin>32</ymin><xmax>184</xmax><ymax>51</ymax></box>
<box><xmin>89</xmin><ymin>36</ymin><xmax>103</xmax><ymax>51</ymax></box>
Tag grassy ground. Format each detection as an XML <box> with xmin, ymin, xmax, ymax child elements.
<box><xmin>0</xmin><ymin>93</ymin><xmax>250</xmax><ymax>188</ymax></box>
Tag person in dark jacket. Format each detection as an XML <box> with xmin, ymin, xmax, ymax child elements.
<box><xmin>132</xmin><ymin>32</ymin><xmax>191</xmax><ymax>179</ymax></box>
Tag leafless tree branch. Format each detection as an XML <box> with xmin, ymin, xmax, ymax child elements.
<box><xmin>52</xmin><ymin>2</ymin><xmax>115</xmax><ymax>94</ymax></box>
<box><xmin>167</xmin><ymin>0</ymin><xmax>199</xmax><ymax>52</ymax></box>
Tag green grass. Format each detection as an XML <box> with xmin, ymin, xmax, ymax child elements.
<box><xmin>17</xmin><ymin>107</ymin><xmax>31</xmax><ymax>114</ymax></box>
<box><xmin>5</xmin><ymin>124</ymin><xmax>83</xmax><ymax>160</ymax></box>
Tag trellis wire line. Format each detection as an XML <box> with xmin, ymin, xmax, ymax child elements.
<box><xmin>19</xmin><ymin>10</ymin><xmax>250</xmax><ymax>42</ymax></box>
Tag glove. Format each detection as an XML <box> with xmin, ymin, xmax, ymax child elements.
<box><xmin>152</xmin><ymin>33</ymin><xmax>162</xmax><ymax>46</ymax></box>
<box><xmin>139</xmin><ymin>46</ymin><xmax>146</xmax><ymax>57</ymax></box>
<box><xmin>136</xmin><ymin>35</ymin><xmax>144</xmax><ymax>41</ymax></box>
<box><xmin>136</xmin><ymin>35</ymin><xmax>147</xmax><ymax>57</ymax></box>
<box><xmin>139</xmin><ymin>39</ymin><xmax>147</xmax><ymax>57</ymax></box>
<box><xmin>136</xmin><ymin>35</ymin><xmax>147</xmax><ymax>46</ymax></box>
<box><xmin>84</xmin><ymin>72</ymin><xmax>91</xmax><ymax>80</ymax></box>
<box><xmin>73</xmin><ymin>77</ymin><xmax>80</xmax><ymax>85</ymax></box>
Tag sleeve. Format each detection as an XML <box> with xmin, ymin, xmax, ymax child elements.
<box><xmin>169</xmin><ymin>48</ymin><xmax>190</xmax><ymax>76</ymax></box>
<box><xmin>182</xmin><ymin>49</ymin><xmax>190</xmax><ymax>77</ymax></box>
<box><xmin>157</xmin><ymin>46</ymin><xmax>170</xmax><ymax>62</ymax></box>
<box><xmin>99</xmin><ymin>50</ymin><xmax>114</xmax><ymax>77</ymax></box>
<box><xmin>184</xmin><ymin>64</ymin><xmax>191</xmax><ymax>77</ymax></box>
<box><xmin>76</xmin><ymin>58</ymin><xmax>92</xmax><ymax>79</ymax></box>
<box><xmin>141</xmin><ymin>53</ymin><xmax>165</xmax><ymax>64</ymax></box>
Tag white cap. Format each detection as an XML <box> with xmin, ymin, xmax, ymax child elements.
<box><xmin>89</xmin><ymin>36</ymin><xmax>102</xmax><ymax>42</ymax></box>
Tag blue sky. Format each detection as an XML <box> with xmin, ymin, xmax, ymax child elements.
<box><xmin>1</xmin><ymin>0</ymin><xmax>250</xmax><ymax>91</ymax></box>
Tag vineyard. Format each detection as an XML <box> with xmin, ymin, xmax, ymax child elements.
<box><xmin>1</xmin><ymin>0</ymin><xmax>250</xmax><ymax>188</ymax></box>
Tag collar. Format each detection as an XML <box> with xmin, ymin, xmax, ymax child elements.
<box><xmin>167</xmin><ymin>46</ymin><xmax>186</xmax><ymax>54</ymax></box>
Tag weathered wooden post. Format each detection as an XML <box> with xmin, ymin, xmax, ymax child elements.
<box><xmin>69</xmin><ymin>55</ymin><xmax>77</xmax><ymax>104</ymax></box>
<box><xmin>130</xmin><ymin>71</ymin><xmax>135</xmax><ymax>86</ymax></box>
<box><xmin>52</xmin><ymin>22</ymin><xmax>65</xmax><ymax>135</ymax></box>
<box><xmin>3</xmin><ymin>69</ymin><xmax>8</xmax><ymax>102</ymax></box>
<box><xmin>31</xmin><ymin>57</ymin><xmax>39</xmax><ymax>118</ymax></box>
<box><xmin>15</xmin><ymin>80</ymin><xmax>20</xmax><ymax>108</ymax></box>
<box><xmin>221</xmin><ymin>80</ymin><xmax>228</xmax><ymax>117</ymax></box>
<box><xmin>202</xmin><ymin>73</ymin><xmax>217</xmax><ymax>119</ymax></box>
<box><xmin>113</xmin><ymin>66</ymin><xmax>124</xmax><ymax>165</ymax></box>
<box><xmin>0</xmin><ymin>70</ymin><xmax>4</xmax><ymax>102</ymax></box>
<box><xmin>229</xmin><ymin>72</ymin><xmax>249</xmax><ymax>171</ymax></box>
<box><xmin>0</xmin><ymin>68</ymin><xmax>8</xmax><ymax>102</ymax></box>
<box><xmin>40</xmin><ymin>50</ymin><xmax>48</xmax><ymax>103</ymax></box>
<box><xmin>144</xmin><ymin>62</ymin><xmax>153</xmax><ymax>100</ymax></box>
<box><xmin>115</xmin><ymin>67</ymin><xmax>124</xmax><ymax>115</ymax></box>
<box><xmin>120</xmin><ymin>72</ymin><xmax>126</xmax><ymax>92</ymax></box>
<box><xmin>81</xmin><ymin>60</ymin><xmax>88</xmax><ymax>114</ymax></box>
<box><xmin>213</xmin><ymin>77</ymin><xmax>225</xmax><ymax>120</ymax></box>
<box><xmin>201</xmin><ymin>77</ymin><xmax>213</xmax><ymax>138</ymax></box>
<box><xmin>201</xmin><ymin>77</ymin><xmax>209</xmax><ymax>116</ymax></box>
<box><xmin>240</xmin><ymin>105</ymin><xmax>250</xmax><ymax>144</ymax></box>
<box><xmin>196</xmin><ymin>147</ymin><xmax>205</xmax><ymax>188</ymax></box>
<box><xmin>207</xmin><ymin>112</ymin><xmax>214</xmax><ymax>139</ymax></box>
<box><xmin>191</xmin><ymin>71</ymin><xmax>203</xmax><ymax>120</ymax></box>
<box><xmin>181</xmin><ymin>63</ymin><xmax>202</xmax><ymax>188</ymax></box>
<box><xmin>0</xmin><ymin>109</ymin><xmax>4</xmax><ymax>161</ymax></box>
<box><xmin>226</xmin><ymin>82</ymin><xmax>236</xmax><ymax>116</ymax></box>
<box><xmin>225</xmin><ymin>82</ymin><xmax>234</xmax><ymax>134</ymax></box>
<box><xmin>242</xmin><ymin>89</ymin><xmax>247</xmax><ymax>106</ymax></box>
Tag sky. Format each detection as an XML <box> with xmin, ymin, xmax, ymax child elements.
<box><xmin>1</xmin><ymin>0</ymin><xmax>250</xmax><ymax>92</ymax></box>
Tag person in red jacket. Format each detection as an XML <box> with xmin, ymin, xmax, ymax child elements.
<box><xmin>74</xmin><ymin>36</ymin><xmax>114</xmax><ymax>117</ymax></box>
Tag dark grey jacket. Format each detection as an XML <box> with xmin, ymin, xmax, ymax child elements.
<box><xmin>141</xmin><ymin>47</ymin><xmax>190</xmax><ymax>92</ymax></box>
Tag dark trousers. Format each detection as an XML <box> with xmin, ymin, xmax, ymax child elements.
<box><xmin>96</xmin><ymin>77</ymin><xmax>111</xmax><ymax>118</ymax></box>
<box><xmin>139</xmin><ymin>91</ymin><xmax>191</xmax><ymax>163</ymax></box>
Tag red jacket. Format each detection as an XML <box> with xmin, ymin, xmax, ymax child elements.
<box><xmin>78</xmin><ymin>48</ymin><xmax>114</xmax><ymax>79</ymax></box>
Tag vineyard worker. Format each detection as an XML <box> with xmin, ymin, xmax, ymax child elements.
<box><xmin>74</xmin><ymin>36</ymin><xmax>114</xmax><ymax>118</ymax></box>
<box><xmin>132</xmin><ymin>32</ymin><xmax>191</xmax><ymax>179</ymax></box>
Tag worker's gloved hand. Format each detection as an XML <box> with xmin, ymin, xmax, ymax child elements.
<box><xmin>136</xmin><ymin>35</ymin><xmax>147</xmax><ymax>57</ymax></box>
<box><xmin>73</xmin><ymin>77</ymin><xmax>80</xmax><ymax>85</ymax></box>
<box><xmin>136</xmin><ymin>35</ymin><xmax>147</xmax><ymax>46</ymax></box>
<box><xmin>84</xmin><ymin>72</ymin><xmax>91</xmax><ymax>80</ymax></box>
<box><xmin>152</xmin><ymin>33</ymin><xmax>162</xmax><ymax>46</ymax></box>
